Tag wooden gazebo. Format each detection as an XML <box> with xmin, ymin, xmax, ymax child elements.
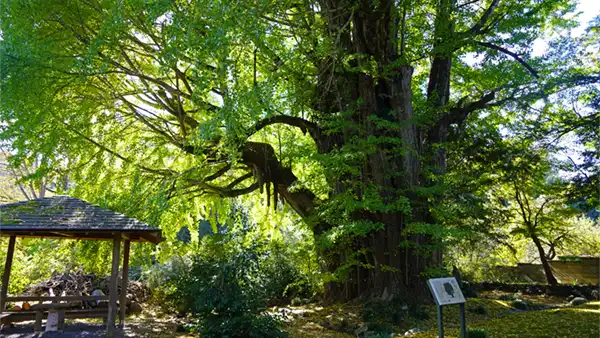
<box><xmin>0</xmin><ymin>196</ymin><xmax>163</xmax><ymax>336</ymax></box>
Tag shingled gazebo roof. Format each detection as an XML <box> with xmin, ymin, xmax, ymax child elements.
<box><xmin>0</xmin><ymin>196</ymin><xmax>162</xmax><ymax>243</ymax></box>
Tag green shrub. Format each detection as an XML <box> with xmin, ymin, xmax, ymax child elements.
<box><xmin>175</xmin><ymin>239</ymin><xmax>286</xmax><ymax>338</ymax></box>
<box><xmin>144</xmin><ymin>208</ymin><xmax>318</xmax><ymax>337</ymax></box>
<box><xmin>467</xmin><ymin>304</ymin><xmax>488</xmax><ymax>315</ymax></box>
<box><xmin>510</xmin><ymin>299</ymin><xmax>529</xmax><ymax>311</ymax></box>
<box><xmin>261</xmin><ymin>244</ymin><xmax>316</xmax><ymax>304</ymax></box>
<box><xmin>467</xmin><ymin>328</ymin><xmax>489</xmax><ymax>338</ymax></box>
<box><xmin>143</xmin><ymin>255</ymin><xmax>194</xmax><ymax>313</ymax></box>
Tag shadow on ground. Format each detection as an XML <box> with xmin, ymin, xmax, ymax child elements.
<box><xmin>0</xmin><ymin>322</ymin><xmax>124</xmax><ymax>338</ymax></box>
<box><xmin>0</xmin><ymin>318</ymin><xmax>189</xmax><ymax>338</ymax></box>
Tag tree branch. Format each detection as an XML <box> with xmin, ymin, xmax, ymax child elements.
<box><xmin>477</xmin><ymin>41</ymin><xmax>539</xmax><ymax>78</ymax></box>
<box><xmin>247</xmin><ymin>115</ymin><xmax>322</xmax><ymax>145</ymax></box>
<box><xmin>58</xmin><ymin>120</ymin><xmax>173</xmax><ymax>177</ymax></box>
<box><xmin>204</xmin><ymin>164</ymin><xmax>232</xmax><ymax>182</ymax></box>
<box><xmin>467</xmin><ymin>0</ymin><xmax>501</xmax><ymax>35</ymax></box>
<box><xmin>533</xmin><ymin>197</ymin><xmax>550</xmax><ymax>228</ymax></box>
<box><xmin>430</xmin><ymin>91</ymin><xmax>496</xmax><ymax>138</ymax></box>
<box><xmin>226</xmin><ymin>172</ymin><xmax>253</xmax><ymax>189</ymax></box>
<box><xmin>447</xmin><ymin>91</ymin><xmax>496</xmax><ymax>125</ymax></box>
<box><xmin>242</xmin><ymin>141</ymin><xmax>318</xmax><ymax>220</ymax></box>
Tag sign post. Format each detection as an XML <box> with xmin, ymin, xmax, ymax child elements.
<box><xmin>427</xmin><ymin>277</ymin><xmax>467</xmax><ymax>338</ymax></box>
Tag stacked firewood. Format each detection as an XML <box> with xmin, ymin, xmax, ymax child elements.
<box><xmin>21</xmin><ymin>271</ymin><xmax>149</xmax><ymax>313</ymax></box>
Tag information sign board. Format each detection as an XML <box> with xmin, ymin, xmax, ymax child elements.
<box><xmin>427</xmin><ymin>277</ymin><xmax>466</xmax><ymax>306</ymax></box>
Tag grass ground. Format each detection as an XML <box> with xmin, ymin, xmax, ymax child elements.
<box><xmin>411</xmin><ymin>301</ymin><xmax>600</xmax><ymax>338</ymax></box>
<box><xmin>282</xmin><ymin>296</ymin><xmax>599</xmax><ymax>337</ymax></box>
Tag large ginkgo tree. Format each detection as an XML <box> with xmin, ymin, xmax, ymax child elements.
<box><xmin>1</xmin><ymin>0</ymin><xmax>597</xmax><ymax>299</ymax></box>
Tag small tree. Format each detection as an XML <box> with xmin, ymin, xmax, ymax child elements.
<box><xmin>484</xmin><ymin>142</ymin><xmax>582</xmax><ymax>285</ymax></box>
<box><xmin>506</xmin><ymin>184</ymin><xmax>576</xmax><ymax>285</ymax></box>
<box><xmin>444</xmin><ymin>133</ymin><xmax>581</xmax><ymax>285</ymax></box>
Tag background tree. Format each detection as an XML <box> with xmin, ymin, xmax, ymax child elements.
<box><xmin>0</xmin><ymin>147</ymin><xmax>50</xmax><ymax>202</ymax></box>
<box><xmin>443</xmin><ymin>122</ymin><xmax>595</xmax><ymax>284</ymax></box>
<box><xmin>502</xmin><ymin>177</ymin><xmax>575</xmax><ymax>285</ymax></box>
<box><xmin>1</xmin><ymin>0</ymin><xmax>596</xmax><ymax>298</ymax></box>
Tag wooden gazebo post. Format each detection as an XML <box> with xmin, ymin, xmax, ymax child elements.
<box><xmin>107</xmin><ymin>234</ymin><xmax>121</xmax><ymax>337</ymax></box>
<box><xmin>0</xmin><ymin>236</ymin><xmax>16</xmax><ymax>314</ymax></box>
<box><xmin>119</xmin><ymin>240</ymin><xmax>131</xmax><ymax>329</ymax></box>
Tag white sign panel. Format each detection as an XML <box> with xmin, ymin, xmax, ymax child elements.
<box><xmin>427</xmin><ymin>277</ymin><xmax>465</xmax><ymax>305</ymax></box>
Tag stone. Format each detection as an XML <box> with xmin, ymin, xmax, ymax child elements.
<box><xmin>566</xmin><ymin>295</ymin><xmax>575</xmax><ymax>302</ymax></box>
<box><xmin>381</xmin><ymin>287</ymin><xmax>393</xmax><ymax>301</ymax></box>
<box><xmin>569</xmin><ymin>297</ymin><xmax>587</xmax><ymax>306</ymax></box>
<box><xmin>591</xmin><ymin>289</ymin><xmax>599</xmax><ymax>300</ymax></box>
<box><xmin>572</xmin><ymin>289</ymin><xmax>585</xmax><ymax>298</ymax></box>
<box><xmin>404</xmin><ymin>328</ymin><xmax>423</xmax><ymax>336</ymax></box>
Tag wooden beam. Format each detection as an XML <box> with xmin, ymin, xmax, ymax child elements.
<box><xmin>1</xmin><ymin>236</ymin><xmax>16</xmax><ymax>314</ymax></box>
<box><xmin>139</xmin><ymin>232</ymin><xmax>162</xmax><ymax>244</ymax></box>
<box><xmin>107</xmin><ymin>234</ymin><xmax>121</xmax><ymax>337</ymax></box>
<box><xmin>119</xmin><ymin>240</ymin><xmax>130</xmax><ymax>329</ymax></box>
<box><xmin>50</xmin><ymin>232</ymin><xmax>76</xmax><ymax>238</ymax></box>
<box><xmin>6</xmin><ymin>295</ymin><xmax>109</xmax><ymax>302</ymax></box>
<box><xmin>0</xmin><ymin>231</ymin><xmax>160</xmax><ymax>243</ymax></box>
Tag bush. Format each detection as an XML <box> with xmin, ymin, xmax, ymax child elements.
<box><xmin>172</xmin><ymin>239</ymin><xmax>285</xmax><ymax>337</ymax></box>
<box><xmin>144</xmin><ymin>208</ymin><xmax>319</xmax><ymax>337</ymax></box>
<box><xmin>510</xmin><ymin>299</ymin><xmax>529</xmax><ymax>311</ymax></box>
<box><xmin>145</xmin><ymin>225</ymin><xmax>316</xmax><ymax>337</ymax></box>
<box><xmin>143</xmin><ymin>255</ymin><xmax>194</xmax><ymax>313</ymax></box>
<box><xmin>467</xmin><ymin>328</ymin><xmax>489</xmax><ymax>338</ymax></box>
<box><xmin>467</xmin><ymin>304</ymin><xmax>488</xmax><ymax>315</ymax></box>
<box><xmin>261</xmin><ymin>243</ymin><xmax>316</xmax><ymax>304</ymax></box>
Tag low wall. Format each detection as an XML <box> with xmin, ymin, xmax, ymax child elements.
<box><xmin>493</xmin><ymin>257</ymin><xmax>599</xmax><ymax>285</ymax></box>
<box><xmin>551</xmin><ymin>258</ymin><xmax>599</xmax><ymax>285</ymax></box>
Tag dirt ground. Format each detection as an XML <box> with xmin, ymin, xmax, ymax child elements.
<box><xmin>0</xmin><ymin>309</ymin><xmax>194</xmax><ymax>338</ymax></box>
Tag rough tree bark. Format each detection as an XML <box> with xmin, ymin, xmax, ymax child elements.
<box><xmin>227</xmin><ymin>0</ymin><xmax>498</xmax><ymax>300</ymax></box>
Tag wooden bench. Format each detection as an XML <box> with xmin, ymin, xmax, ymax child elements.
<box><xmin>0</xmin><ymin>295</ymin><xmax>110</xmax><ymax>330</ymax></box>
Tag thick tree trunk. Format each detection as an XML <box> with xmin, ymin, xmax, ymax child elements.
<box><xmin>321</xmin><ymin>215</ymin><xmax>433</xmax><ymax>301</ymax></box>
<box><xmin>309</xmin><ymin>0</ymin><xmax>447</xmax><ymax>301</ymax></box>
<box><xmin>532</xmin><ymin>235</ymin><xmax>558</xmax><ymax>285</ymax></box>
